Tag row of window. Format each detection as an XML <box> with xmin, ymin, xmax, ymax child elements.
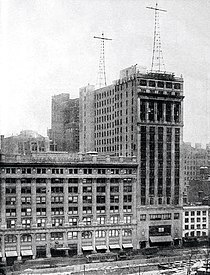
<box><xmin>185</xmin><ymin>224</ymin><xmax>207</xmax><ymax>230</ymax></box>
<box><xmin>2</xmin><ymin>168</ymin><xmax>136</xmax><ymax>175</ymax></box>
<box><xmin>184</xmin><ymin>210</ymin><xmax>207</xmax><ymax>216</ymax></box>
<box><xmin>2</xmin><ymin>228</ymin><xmax>132</xmax><ymax>243</ymax></box>
<box><xmin>140</xmin><ymin>213</ymin><xmax>179</xmax><ymax>221</ymax></box>
<box><xmin>185</xmin><ymin>217</ymin><xmax>207</xmax><ymax>223</ymax></box>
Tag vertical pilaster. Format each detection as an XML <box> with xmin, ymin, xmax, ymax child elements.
<box><xmin>46</xmin><ymin>179</ymin><xmax>52</xmax><ymax>228</ymax></box>
<box><xmin>92</xmin><ymin>230</ymin><xmax>96</xmax><ymax>253</ymax></box>
<box><xmin>106</xmin><ymin>179</ymin><xmax>110</xmax><ymax>223</ymax></box>
<box><xmin>171</xmin><ymin>128</ymin><xmax>175</xmax><ymax>204</ymax></box>
<box><xmin>31</xmin><ymin>179</ymin><xmax>37</xmax><ymax>228</ymax></box>
<box><xmin>106</xmin><ymin>229</ymin><xmax>110</xmax><ymax>252</ymax></box>
<box><xmin>17</xmin><ymin>234</ymin><xmax>21</xmax><ymax>261</ymax></box>
<box><xmin>163</xmin><ymin>127</ymin><xmax>167</xmax><ymax>203</ymax></box>
<box><xmin>32</xmin><ymin>233</ymin><xmax>36</xmax><ymax>259</ymax></box>
<box><xmin>78</xmin><ymin>179</ymin><xmax>83</xmax><ymax>225</ymax></box>
<box><xmin>1</xmin><ymin>235</ymin><xmax>6</xmax><ymax>262</ymax></box>
<box><xmin>64</xmin><ymin>179</ymin><xmax>69</xmax><ymax>226</ymax></box>
<box><xmin>146</xmin><ymin>126</ymin><xmax>150</xmax><ymax>204</ymax></box>
<box><xmin>1</xmin><ymin>179</ymin><xmax>6</xmax><ymax>229</ymax></box>
<box><xmin>16</xmin><ymin>179</ymin><xmax>22</xmax><ymax>229</ymax></box>
<box><xmin>154</xmin><ymin>102</ymin><xmax>158</xmax><ymax>122</ymax></box>
<box><xmin>119</xmin><ymin>179</ymin><xmax>124</xmax><ymax>223</ymax></box>
<box><xmin>132</xmin><ymin>179</ymin><xmax>137</xmax><ymax>224</ymax></box>
<box><xmin>171</xmin><ymin>103</ymin><xmax>175</xmax><ymax>124</ymax></box>
<box><xmin>77</xmin><ymin>231</ymin><xmax>82</xmax><ymax>255</ymax></box>
<box><xmin>92</xmin><ymin>179</ymin><xmax>97</xmax><ymax>225</ymax></box>
<box><xmin>145</xmin><ymin>102</ymin><xmax>149</xmax><ymax>122</ymax></box>
<box><xmin>119</xmin><ymin>228</ymin><xmax>123</xmax><ymax>249</ymax></box>
<box><xmin>46</xmin><ymin>232</ymin><xmax>51</xmax><ymax>258</ymax></box>
<box><xmin>154</xmin><ymin>126</ymin><xmax>158</xmax><ymax>204</ymax></box>
<box><xmin>163</xmin><ymin>103</ymin><xmax>166</xmax><ymax>122</ymax></box>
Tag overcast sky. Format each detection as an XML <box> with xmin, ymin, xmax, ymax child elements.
<box><xmin>0</xmin><ymin>0</ymin><xmax>210</xmax><ymax>146</ymax></box>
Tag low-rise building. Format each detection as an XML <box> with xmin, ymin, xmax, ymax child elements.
<box><xmin>183</xmin><ymin>205</ymin><xmax>209</xmax><ymax>242</ymax></box>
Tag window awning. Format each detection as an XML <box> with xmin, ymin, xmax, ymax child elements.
<box><xmin>21</xmin><ymin>250</ymin><xmax>33</xmax><ymax>256</ymax></box>
<box><xmin>96</xmin><ymin>245</ymin><xmax>107</xmax><ymax>250</ymax></box>
<box><xmin>109</xmin><ymin>244</ymin><xmax>121</xmax><ymax>249</ymax></box>
<box><xmin>150</xmin><ymin>236</ymin><xmax>172</xmax><ymax>243</ymax></box>
<box><xmin>5</xmin><ymin>251</ymin><xmax>18</xmax><ymax>257</ymax></box>
<box><xmin>55</xmin><ymin>247</ymin><xmax>69</xmax><ymax>250</ymax></box>
<box><xmin>122</xmin><ymin>243</ymin><xmax>133</xmax><ymax>249</ymax></box>
<box><xmin>82</xmin><ymin>246</ymin><xmax>93</xmax><ymax>251</ymax></box>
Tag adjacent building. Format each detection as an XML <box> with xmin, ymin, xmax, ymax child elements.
<box><xmin>49</xmin><ymin>94</ymin><xmax>79</xmax><ymax>153</ymax></box>
<box><xmin>183</xmin><ymin>205</ymin><xmax>209</xmax><ymax>246</ymax></box>
<box><xmin>80</xmin><ymin>65</ymin><xmax>184</xmax><ymax>248</ymax></box>
<box><xmin>1</xmin><ymin>131</ymin><xmax>50</xmax><ymax>155</ymax></box>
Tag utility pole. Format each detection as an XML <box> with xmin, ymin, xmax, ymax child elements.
<box><xmin>94</xmin><ymin>32</ymin><xmax>112</xmax><ymax>88</ymax></box>
<box><xmin>146</xmin><ymin>2</ymin><xmax>167</xmax><ymax>72</ymax></box>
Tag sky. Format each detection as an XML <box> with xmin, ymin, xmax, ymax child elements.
<box><xmin>0</xmin><ymin>0</ymin><xmax>210</xmax><ymax>146</ymax></box>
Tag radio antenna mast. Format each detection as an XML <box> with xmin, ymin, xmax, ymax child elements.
<box><xmin>94</xmin><ymin>32</ymin><xmax>112</xmax><ymax>88</ymax></box>
<box><xmin>146</xmin><ymin>3</ymin><xmax>167</xmax><ymax>72</ymax></box>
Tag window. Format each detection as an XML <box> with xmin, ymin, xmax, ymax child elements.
<box><xmin>97</xmin><ymin>206</ymin><xmax>106</xmax><ymax>214</ymax></box>
<box><xmin>123</xmin><ymin>205</ymin><xmax>132</xmax><ymax>213</ymax></box>
<box><xmin>21</xmin><ymin>234</ymin><xmax>32</xmax><ymax>242</ymax></box>
<box><xmin>110</xmin><ymin>216</ymin><xmax>119</xmax><ymax>224</ymax></box>
<box><xmin>5</xmin><ymin>235</ymin><xmax>16</xmax><ymax>243</ymax></box>
<box><xmin>22</xmin><ymin>219</ymin><xmax>31</xmax><ymax>228</ymax></box>
<box><xmin>52</xmin><ymin>196</ymin><xmax>64</xmax><ymax>204</ymax></box>
<box><xmin>97</xmin><ymin>186</ymin><xmax>106</xmax><ymax>193</ymax></box>
<box><xmin>21</xmin><ymin>187</ymin><xmax>31</xmax><ymax>194</ymax></box>
<box><xmin>6</xmin><ymin>197</ymin><xmax>16</xmax><ymax>205</ymax></box>
<box><xmin>122</xmin><ymin>229</ymin><xmax>132</xmax><ymax>236</ymax></box>
<box><xmin>83</xmin><ymin>196</ymin><xmax>92</xmax><ymax>203</ymax></box>
<box><xmin>110</xmin><ymin>186</ymin><xmax>119</xmax><ymax>193</ymax></box>
<box><xmin>140</xmin><ymin>214</ymin><xmax>146</xmax><ymax>221</ymax></box>
<box><xmin>123</xmin><ymin>185</ymin><xmax>132</xmax><ymax>192</ymax></box>
<box><xmin>185</xmin><ymin>218</ymin><xmax>189</xmax><ymax>223</ymax></box>
<box><xmin>36</xmin><ymin>186</ymin><xmax>46</xmax><ymax>194</ymax></box>
<box><xmin>69</xmin><ymin>217</ymin><xmax>77</xmax><ymax>226</ymax></box>
<box><xmin>68</xmin><ymin>186</ymin><xmax>78</xmax><ymax>193</ymax></box>
<box><xmin>36</xmin><ymin>233</ymin><xmax>46</xmax><ymax>241</ymax></box>
<box><xmin>37</xmin><ymin>208</ymin><xmax>46</xmax><ymax>216</ymax></box>
<box><xmin>185</xmin><ymin>225</ymin><xmax>189</xmax><ymax>230</ymax></box>
<box><xmin>124</xmin><ymin>216</ymin><xmax>132</xmax><ymax>224</ymax></box>
<box><xmin>109</xmin><ymin>229</ymin><xmax>119</xmax><ymax>237</ymax></box>
<box><xmin>51</xmin><ymin>232</ymin><xmax>63</xmax><ymax>240</ymax></box>
<box><xmin>21</xmin><ymin>197</ymin><xmax>31</xmax><ymax>205</ymax></box>
<box><xmin>124</xmin><ymin>195</ymin><xmax>132</xmax><ymax>203</ymax></box>
<box><xmin>6</xmin><ymin>209</ymin><xmax>16</xmax><ymax>217</ymax></box>
<box><xmin>6</xmin><ymin>219</ymin><xmax>16</xmax><ymax>229</ymax></box>
<box><xmin>83</xmin><ymin>217</ymin><xmax>91</xmax><ymax>225</ymax></box>
<box><xmin>52</xmin><ymin>218</ymin><xmax>63</xmax><ymax>227</ymax></box>
<box><xmin>51</xmin><ymin>207</ymin><xmax>63</xmax><ymax>215</ymax></box>
<box><xmin>191</xmin><ymin>211</ymin><xmax>195</xmax><ymax>216</ymax></box>
<box><xmin>82</xmin><ymin>231</ymin><xmax>92</xmax><ymax>239</ymax></box>
<box><xmin>36</xmin><ymin>196</ymin><xmax>46</xmax><ymax>204</ymax></box>
<box><xmin>97</xmin><ymin>196</ymin><xmax>105</xmax><ymax>204</ymax></box>
<box><xmin>83</xmin><ymin>206</ymin><xmax>92</xmax><ymax>214</ymax></box>
<box><xmin>51</xmin><ymin>187</ymin><xmax>63</xmax><ymax>193</ymax></box>
<box><xmin>110</xmin><ymin>195</ymin><xmax>119</xmax><ymax>203</ymax></box>
<box><xmin>95</xmin><ymin>230</ymin><xmax>106</xmax><ymax>238</ymax></box>
<box><xmin>174</xmin><ymin>213</ymin><xmax>180</xmax><ymax>220</ymax></box>
<box><xmin>69</xmin><ymin>207</ymin><xmax>78</xmax><ymax>215</ymax></box>
<box><xmin>68</xmin><ymin>232</ymin><xmax>78</xmax><ymax>239</ymax></box>
<box><xmin>185</xmin><ymin>211</ymin><xmax>189</xmax><ymax>216</ymax></box>
<box><xmin>97</xmin><ymin>216</ymin><xmax>105</xmax><ymax>224</ymax></box>
<box><xmin>197</xmin><ymin>211</ymin><xmax>201</xmax><ymax>215</ymax></box>
<box><xmin>37</xmin><ymin>218</ymin><xmax>46</xmax><ymax>228</ymax></box>
<box><xmin>83</xmin><ymin>186</ymin><xmax>92</xmax><ymax>193</ymax></box>
<box><xmin>68</xmin><ymin>196</ymin><xmax>78</xmax><ymax>203</ymax></box>
<box><xmin>202</xmin><ymin>211</ymin><xmax>207</xmax><ymax>216</ymax></box>
<box><xmin>21</xmin><ymin>208</ymin><xmax>31</xmax><ymax>216</ymax></box>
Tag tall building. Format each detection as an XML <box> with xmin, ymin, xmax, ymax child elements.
<box><xmin>80</xmin><ymin>65</ymin><xmax>184</xmax><ymax>247</ymax></box>
<box><xmin>49</xmin><ymin>94</ymin><xmax>79</xmax><ymax>153</ymax></box>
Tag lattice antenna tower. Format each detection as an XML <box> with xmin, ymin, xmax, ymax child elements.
<box><xmin>94</xmin><ymin>32</ymin><xmax>112</xmax><ymax>88</ymax></box>
<box><xmin>146</xmin><ymin>3</ymin><xmax>167</xmax><ymax>72</ymax></box>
